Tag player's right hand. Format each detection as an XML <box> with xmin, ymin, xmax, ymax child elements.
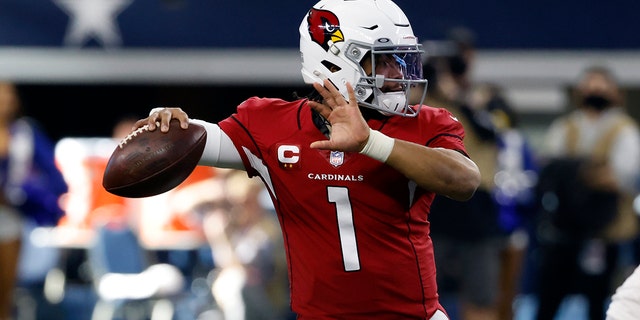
<box><xmin>308</xmin><ymin>79</ymin><xmax>370</xmax><ymax>153</ymax></box>
<box><xmin>136</xmin><ymin>107</ymin><xmax>190</xmax><ymax>132</ymax></box>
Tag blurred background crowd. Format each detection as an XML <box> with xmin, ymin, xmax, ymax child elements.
<box><xmin>2</xmin><ymin>1</ymin><xmax>640</xmax><ymax>320</ymax></box>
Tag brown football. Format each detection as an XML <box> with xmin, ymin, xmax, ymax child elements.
<box><xmin>102</xmin><ymin>119</ymin><xmax>207</xmax><ymax>198</ymax></box>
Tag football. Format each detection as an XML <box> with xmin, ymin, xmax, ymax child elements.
<box><xmin>102</xmin><ymin>120</ymin><xmax>208</xmax><ymax>198</ymax></box>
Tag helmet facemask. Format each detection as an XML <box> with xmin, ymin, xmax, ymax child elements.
<box><xmin>344</xmin><ymin>41</ymin><xmax>428</xmax><ymax>117</ymax></box>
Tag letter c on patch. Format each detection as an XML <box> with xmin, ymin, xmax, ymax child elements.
<box><xmin>278</xmin><ymin>145</ymin><xmax>300</xmax><ymax>164</ymax></box>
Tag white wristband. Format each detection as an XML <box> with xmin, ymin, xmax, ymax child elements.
<box><xmin>359</xmin><ymin>128</ymin><xmax>394</xmax><ymax>162</ymax></box>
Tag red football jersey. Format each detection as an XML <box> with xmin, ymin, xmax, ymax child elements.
<box><xmin>218</xmin><ymin>97</ymin><xmax>466</xmax><ymax>319</ymax></box>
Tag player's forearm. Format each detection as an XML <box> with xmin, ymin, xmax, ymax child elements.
<box><xmin>192</xmin><ymin>119</ymin><xmax>245</xmax><ymax>170</ymax></box>
<box><xmin>386</xmin><ymin>139</ymin><xmax>481</xmax><ymax>201</ymax></box>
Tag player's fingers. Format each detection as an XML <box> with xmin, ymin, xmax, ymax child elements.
<box><xmin>314</xmin><ymin>80</ymin><xmax>342</xmax><ymax>107</ymax></box>
<box><xmin>312</xmin><ymin>81</ymin><xmax>333</xmax><ymax>105</ymax></box>
<box><xmin>308</xmin><ymin>100</ymin><xmax>331</xmax><ymax>119</ymax></box>
<box><xmin>158</xmin><ymin>109</ymin><xmax>176</xmax><ymax>132</ymax></box>
<box><xmin>133</xmin><ymin>118</ymin><xmax>151</xmax><ymax>131</ymax></box>
<box><xmin>153</xmin><ymin>108</ymin><xmax>188</xmax><ymax>132</ymax></box>
<box><xmin>346</xmin><ymin>82</ymin><xmax>357</xmax><ymax>106</ymax></box>
<box><xmin>322</xmin><ymin>79</ymin><xmax>345</xmax><ymax>104</ymax></box>
<box><xmin>168</xmin><ymin>108</ymin><xmax>190</xmax><ymax>130</ymax></box>
<box><xmin>144</xmin><ymin>108</ymin><xmax>166</xmax><ymax>131</ymax></box>
<box><xmin>310</xmin><ymin>140</ymin><xmax>332</xmax><ymax>150</ymax></box>
<box><xmin>310</xmin><ymin>82</ymin><xmax>334</xmax><ymax>113</ymax></box>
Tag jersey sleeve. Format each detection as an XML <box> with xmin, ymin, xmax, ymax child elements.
<box><xmin>422</xmin><ymin>106</ymin><xmax>468</xmax><ymax>156</ymax></box>
<box><xmin>217</xmin><ymin>96</ymin><xmax>301</xmax><ymax>178</ymax></box>
<box><xmin>217</xmin><ymin>98</ymin><xmax>261</xmax><ymax>177</ymax></box>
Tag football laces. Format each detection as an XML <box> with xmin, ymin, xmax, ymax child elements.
<box><xmin>118</xmin><ymin>123</ymin><xmax>156</xmax><ymax>149</ymax></box>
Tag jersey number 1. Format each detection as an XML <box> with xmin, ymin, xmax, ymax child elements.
<box><xmin>328</xmin><ymin>186</ymin><xmax>361</xmax><ymax>271</ymax></box>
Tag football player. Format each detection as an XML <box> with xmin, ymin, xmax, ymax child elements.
<box><xmin>137</xmin><ymin>0</ymin><xmax>480</xmax><ymax>319</ymax></box>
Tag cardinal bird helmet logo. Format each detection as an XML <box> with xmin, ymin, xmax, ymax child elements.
<box><xmin>307</xmin><ymin>8</ymin><xmax>344</xmax><ymax>51</ymax></box>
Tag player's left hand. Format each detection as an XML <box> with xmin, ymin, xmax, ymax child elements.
<box><xmin>308</xmin><ymin>79</ymin><xmax>370</xmax><ymax>152</ymax></box>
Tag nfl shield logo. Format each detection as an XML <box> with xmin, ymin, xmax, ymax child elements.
<box><xmin>329</xmin><ymin>151</ymin><xmax>344</xmax><ymax>167</ymax></box>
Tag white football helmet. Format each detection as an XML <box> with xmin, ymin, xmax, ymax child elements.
<box><xmin>299</xmin><ymin>0</ymin><xmax>428</xmax><ymax>117</ymax></box>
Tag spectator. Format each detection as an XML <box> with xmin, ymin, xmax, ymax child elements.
<box><xmin>0</xmin><ymin>80</ymin><xmax>68</xmax><ymax>319</ymax></box>
<box><xmin>534</xmin><ymin>65</ymin><xmax>640</xmax><ymax>320</ymax></box>
<box><xmin>199</xmin><ymin>170</ymin><xmax>289</xmax><ymax>320</ymax></box>
<box><xmin>424</xmin><ymin>27</ymin><xmax>506</xmax><ymax>320</ymax></box>
<box><xmin>483</xmin><ymin>83</ymin><xmax>539</xmax><ymax>320</ymax></box>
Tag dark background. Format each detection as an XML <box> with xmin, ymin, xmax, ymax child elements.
<box><xmin>18</xmin><ymin>84</ymin><xmax>310</xmax><ymax>141</ymax></box>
